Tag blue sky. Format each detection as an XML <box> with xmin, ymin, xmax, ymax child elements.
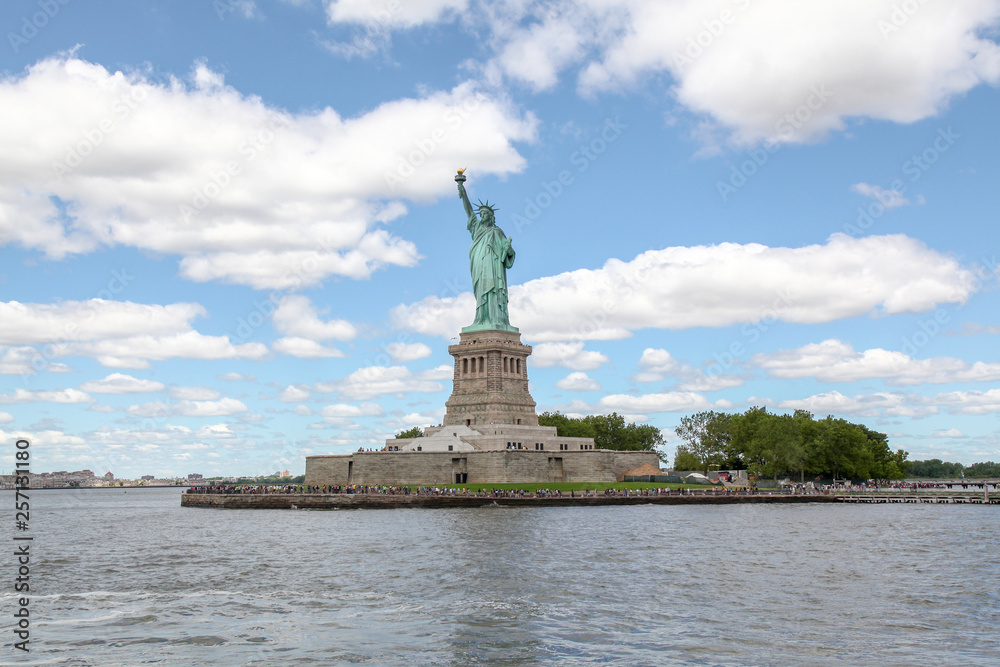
<box><xmin>2</xmin><ymin>0</ymin><xmax>999</xmax><ymax>477</ymax></box>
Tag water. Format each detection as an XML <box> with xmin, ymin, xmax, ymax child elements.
<box><xmin>4</xmin><ymin>487</ymin><xmax>998</xmax><ymax>665</ymax></box>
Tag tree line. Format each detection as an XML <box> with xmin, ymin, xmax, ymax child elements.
<box><xmin>538</xmin><ymin>412</ymin><xmax>665</xmax><ymax>457</ymax></box>
<box><xmin>673</xmin><ymin>408</ymin><xmax>909</xmax><ymax>482</ymax></box>
<box><xmin>907</xmin><ymin>459</ymin><xmax>1000</xmax><ymax>479</ymax></box>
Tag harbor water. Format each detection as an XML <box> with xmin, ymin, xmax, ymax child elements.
<box><xmin>5</xmin><ymin>487</ymin><xmax>998</xmax><ymax>665</ymax></box>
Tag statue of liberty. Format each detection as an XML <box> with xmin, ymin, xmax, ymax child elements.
<box><xmin>455</xmin><ymin>169</ymin><xmax>517</xmax><ymax>333</ymax></box>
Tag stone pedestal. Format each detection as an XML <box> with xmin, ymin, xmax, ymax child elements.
<box><xmin>443</xmin><ymin>329</ymin><xmax>538</xmax><ymax>427</ymax></box>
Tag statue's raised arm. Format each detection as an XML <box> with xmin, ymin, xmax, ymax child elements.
<box><xmin>455</xmin><ymin>168</ymin><xmax>476</xmax><ymax>228</ymax></box>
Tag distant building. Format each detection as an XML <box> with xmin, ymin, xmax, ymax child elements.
<box><xmin>104</xmin><ymin>471</ymin><xmax>114</xmax><ymax>480</ymax></box>
<box><xmin>281</xmin><ymin>470</ymin><xmax>290</xmax><ymax>478</ymax></box>
<box><xmin>187</xmin><ymin>473</ymin><xmax>203</xmax><ymax>480</ymax></box>
<box><xmin>141</xmin><ymin>475</ymin><xmax>155</xmax><ymax>481</ymax></box>
<box><xmin>0</xmin><ymin>469</ymin><xmax>97</xmax><ymax>489</ymax></box>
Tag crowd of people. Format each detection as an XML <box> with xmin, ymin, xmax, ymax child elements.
<box><xmin>187</xmin><ymin>484</ymin><xmax>783</xmax><ymax>497</ymax></box>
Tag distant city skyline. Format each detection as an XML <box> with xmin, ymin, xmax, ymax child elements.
<box><xmin>2</xmin><ymin>0</ymin><xmax>999</xmax><ymax>477</ymax></box>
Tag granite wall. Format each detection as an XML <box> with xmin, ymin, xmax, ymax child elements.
<box><xmin>305</xmin><ymin>449</ymin><xmax>660</xmax><ymax>486</ymax></box>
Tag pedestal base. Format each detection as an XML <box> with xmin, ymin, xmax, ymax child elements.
<box><xmin>443</xmin><ymin>329</ymin><xmax>538</xmax><ymax>427</ymax></box>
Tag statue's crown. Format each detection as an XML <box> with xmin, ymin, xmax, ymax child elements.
<box><xmin>477</xmin><ymin>199</ymin><xmax>497</xmax><ymax>213</ymax></box>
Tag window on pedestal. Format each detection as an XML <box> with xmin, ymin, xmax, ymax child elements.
<box><xmin>463</xmin><ymin>358</ymin><xmax>468</xmax><ymax>374</ymax></box>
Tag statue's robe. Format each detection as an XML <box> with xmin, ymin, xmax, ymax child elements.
<box><xmin>467</xmin><ymin>213</ymin><xmax>515</xmax><ymax>328</ymax></box>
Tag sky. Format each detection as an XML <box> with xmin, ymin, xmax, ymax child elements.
<box><xmin>1</xmin><ymin>0</ymin><xmax>999</xmax><ymax>478</ymax></box>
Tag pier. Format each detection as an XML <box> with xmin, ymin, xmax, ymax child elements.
<box><xmin>836</xmin><ymin>494</ymin><xmax>998</xmax><ymax>504</ymax></box>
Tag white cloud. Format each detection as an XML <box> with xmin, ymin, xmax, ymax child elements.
<box><xmin>633</xmin><ymin>348</ymin><xmax>743</xmax><ymax>391</ymax></box>
<box><xmin>272</xmin><ymin>295</ymin><xmax>357</xmax><ymax>341</ymax></box>
<box><xmin>0</xmin><ymin>388</ymin><xmax>95</xmax><ymax>404</ymax></box>
<box><xmin>176</xmin><ymin>398</ymin><xmax>249</xmax><ymax>417</ymax></box>
<box><xmin>0</xmin><ymin>57</ymin><xmax>536</xmax><ymax>289</ymax></box>
<box><xmin>0</xmin><ymin>346</ymin><xmax>57</xmax><ymax>375</ymax></box>
<box><xmin>634</xmin><ymin>348</ymin><xmax>680</xmax><ymax>382</ymax></box>
<box><xmin>320</xmin><ymin>402</ymin><xmax>385</xmax><ymax>420</ymax></box>
<box><xmin>0</xmin><ymin>300</ymin><xmax>267</xmax><ymax>368</ymax></box>
<box><xmin>279</xmin><ymin>385</ymin><xmax>311</xmax><ymax>402</ymax></box>
<box><xmin>774</xmin><ymin>390</ymin><xmax>937</xmax><ymax>418</ymax></box>
<box><xmin>852</xmin><ymin>183</ymin><xmax>909</xmax><ymax>209</ymax></box>
<box><xmin>0</xmin><ymin>428</ymin><xmax>86</xmax><ymax>446</ymax></box>
<box><xmin>396</xmin><ymin>234</ymin><xmax>977</xmax><ymax>342</ymax></box>
<box><xmin>929</xmin><ymin>389</ymin><xmax>1000</xmax><ymax>416</ymax></box>
<box><xmin>319</xmin><ymin>1</ymin><xmax>1000</xmax><ymax>145</ymax></box>
<box><xmin>221</xmin><ymin>0</ymin><xmax>259</xmax><ymax>19</ymax></box>
<box><xmin>752</xmin><ymin>339</ymin><xmax>1000</xmax><ymax>385</ymax></box>
<box><xmin>218</xmin><ymin>371</ymin><xmax>255</xmax><ymax>381</ymax></box>
<box><xmin>0</xmin><ymin>300</ymin><xmax>202</xmax><ymax>345</ymax></box>
<box><xmin>126</xmin><ymin>402</ymin><xmax>173</xmax><ymax>418</ymax></box>
<box><xmin>676</xmin><ymin>374</ymin><xmax>745</xmax><ymax>392</ymax></box>
<box><xmin>930</xmin><ymin>428</ymin><xmax>965</xmax><ymax>438</ymax></box>
<box><xmin>0</xmin><ymin>412</ymin><xmax>13</xmax><ymax>423</ymax></box>
<box><xmin>776</xmin><ymin>388</ymin><xmax>1000</xmax><ymax>418</ymax></box>
<box><xmin>386</xmin><ymin>341</ymin><xmax>432</xmax><ymax>363</ymax></box>
<box><xmin>60</xmin><ymin>332</ymin><xmax>268</xmax><ymax>368</ymax></box>
<box><xmin>273</xmin><ymin>337</ymin><xmax>345</xmax><ymax>358</ymax></box>
<box><xmin>315</xmin><ymin>365</ymin><xmax>445</xmax><ymax>400</ymax></box>
<box><xmin>598</xmin><ymin>391</ymin><xmax>713</xmax><ymax>413</ymax></box>
<box><xmin>388</xmin><ymin>0</ymin><xmax>1000</xmax><ymax>145</ymax></box>
<box><xmin>126</xmin><ymin>397</ymin><xmax>248</xmax><ymax>418</ymax></box>
<box><xmin>555</xmin><ymin>372</ymin><xmax>601</xmax><ymax>391</ymax></box>
<box><xmin>79</xmin><ymin>373</ymin><xmax>166</xmax><ymax>394</ymax></box>
<box><xmin>195</xmin><ymin>424</ymin><xmax>237</xmax><ymax>439</ymax></box>
<box><xmin>325</xmin><ymin>0</ymin><xmax>467</xmax><ymax>28</ymax></box>
<box><xmin>532</xmin><ymin>342</ymin><xmax>609</xmax><ymax>370</ymax></box>
<box><xmin>169</xmin><ymin>386</ymin><xmax>222</xmax><ymax>400</ymax></box>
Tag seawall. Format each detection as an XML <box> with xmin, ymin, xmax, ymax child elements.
<box><xmin>181</xmin><ymin>492</ymin><xmax>839</xmax><ymax>510</ymax></box>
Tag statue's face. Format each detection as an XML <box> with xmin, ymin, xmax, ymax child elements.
<box><xmin>479</xmin><ymin>207</ymin><xmax>495</xmax><ymax>225</ymax></box>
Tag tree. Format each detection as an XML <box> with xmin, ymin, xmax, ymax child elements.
<box><xmin>583</xmin><ymin>413</ymin><xmax>664</xmax><ymax>452</ymax></box>
<box><xmin>673</xmin><ymin>445</ymin><xmax>702</xmax><ymax>471</ymax></box>
<box><xmin>674</xmin><ymin>410</ymin><xmax>737</xmax><ymax>473</ymax></box>
<box><xmin>811</xmin><ymin>417</ymin><xmax>872</xmax><ymax>480</ymax></box>
<box><xmin>538</xmin><ymin>412</ymin><xmax>597</xmax><ymax>439</ymax></box>
<box><xmin>858</xmin><ymin>424</ymin><xmax>907</xmax><ymax>481</ymax></box>
<box><xmin>965</xmin><ymin>461</ymin><xmax>1000</xmax><ymax>478</ymax></box>
<box><xmin>907</xmin><ymin>459</ymin><xmax>964</xmax><ymax>478</ymax></box>
<box><xmin>394</xmin><ymin>427</ymin><xmax>424</xmax><ymax>439</ymax></box>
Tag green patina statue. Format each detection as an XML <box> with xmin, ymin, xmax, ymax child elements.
<box><xmin>455</xmin><ymin>169</ymin><xmax>518</xmax><ymax>333</ymax></box>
